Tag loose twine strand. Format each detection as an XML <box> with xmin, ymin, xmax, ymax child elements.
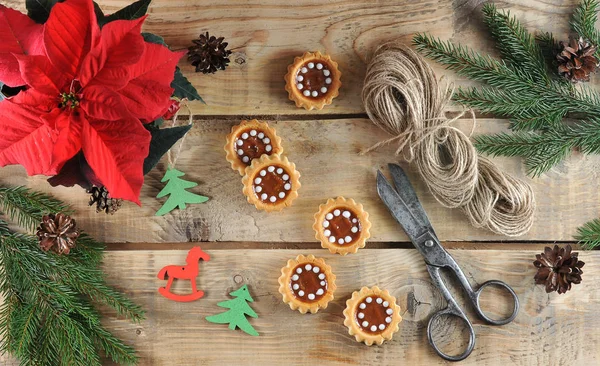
<box><xmin>361</xmin><ymin>42</ymin><xmax>535</xmax><ymax>237</ymax></box>
<box><xmin>167</xmin><ymin>99</ymin><xmax>193</xmax><ymax>168</ymax></box>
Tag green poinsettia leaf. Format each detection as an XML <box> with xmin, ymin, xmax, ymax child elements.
<box><xmin>100</xmin><ymin>0</ymin><xmax>151</xmax><ymax>26</ymax></box>
<box><xmin>93</xmin><ymin>1</ymin><xmax>104</xmax><ymax>22</ymax></box>
<box><xmin>141</xmin><ymin>32</ymin><xmax>167</xmax><ymax>46</ymax></box>
<box><xmin>26</xmin><ymin>0</ymin><xmax>61</xmax><ymax>24</ymax></box>
<box><xmin>143</xmin><ymin>124</ymin><xmax>193</xmax><ymax>175</ymax></box>
<box><xmin>172</xmin><ymin>67</ymin><xmax>204</xmax><ymax>102</ymax></box>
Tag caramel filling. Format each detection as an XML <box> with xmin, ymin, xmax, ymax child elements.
<box><xmin>289</xmin><ymin>263</ymin><xmax>328</xmax><ymax>303</ymax></box>
<box><xmin>295</xmin><ymin>60</ymin><xmax>333</xmax><ymax>99</ymax></box>
<box><xmin>354</xmin><ymin>296</ymin><xmax>394</xmax><ymax>334</ymax></box>
<box><xmin>234</xmin><ymin>129</ymin><xmax>273</xmax><ymax>165</ymax></box>
<box><xmin>252</xmin><ymin>165</ymin><xmax>291</xmax><ymax>204</ymax></box>
<box><xmin>322</xmin><ymin>208</ymin><xmax>361</xmax><ymax>245</ymax></box>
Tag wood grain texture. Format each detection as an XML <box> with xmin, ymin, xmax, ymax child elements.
<box><xmin>1</xmin><ymin>118</ymin><xmax>598</xmax><ymax>243</ymax></box>
<box><xmin>3</xmin><ymin>248</ymin><xmax>598</xmax><ymax>366</ymax></box>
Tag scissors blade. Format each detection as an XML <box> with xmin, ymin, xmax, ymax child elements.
<box><xmin>377</xmin><ymin>170</ymin><xmax>429</xmax><ymax>243</ymax></box>
<box><xmin>387</xmin><ymin>164</ymin><xmax>437</xmax><ymax>240</ymax></box>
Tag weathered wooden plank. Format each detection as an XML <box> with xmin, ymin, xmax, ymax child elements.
<box><xmin>4</xmin><ymin>248</ymin><xmax>597</xmax><ymax>365</ymax></box>
<box><xmin>1</xmin><ymin>118</ymin><xmax>598</xmax><ymax>243</ymax></box>
<box><xmin>0</xmin><ymin>0</ymin><xmax>589</xmax><ymax>116</ymax></box>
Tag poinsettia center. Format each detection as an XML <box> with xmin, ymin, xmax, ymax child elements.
<box><xmin>60</xmin><ymin>92</ymin><xmax>80</xmax><ymax>109</ymax></box>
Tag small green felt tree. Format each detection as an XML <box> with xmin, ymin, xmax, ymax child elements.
<box><xmin>155</xmin><ymin>167</ymin><xmax>208</xmax><ymax>216</ymax></box>
<box><xmin>205</xmin><ymin>284</ymin><xmax>259</xmax><ymax>336</ymax></box>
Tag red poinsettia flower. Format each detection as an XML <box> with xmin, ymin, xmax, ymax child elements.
<box><xmin>0</xmin><ymin>0</ymin><xmax>184</xmax><ymax>204</ymax></box>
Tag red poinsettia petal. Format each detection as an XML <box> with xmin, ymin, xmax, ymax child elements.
<box><xmin>82</xmin><ymin>117</ymin><xmax>150</xmax><ymax>204</ymax></box>
<box><xmin>80</xmin><ymin>85</ymin><xmax>133</xmax><ymax>121</ymax></box>
<box><xmin>47</xmin><ymin>110</ymin><xmax>82</xmax><ymax>173</ymax></box>
<box><xmin>10</xmin><ymin>88</ymin><xmax>56</xmax><ymax>111</ymax></box>
<box><xmin>118</xmin><ymin>45</ymin><xmax>184</xmax><ymax>122</ymax></box>
<box><xmin>0</xmin><ymin>5</ymin><xmax>44</xmax><ymax>86</ymax></box>
<box><xmin>14</xmin><ymin>55</ymin><xmax>69</xmax><ymax>96</ymax></box>
<box><xmin>44</xmin><ymin>0</ymin><xmax>99</xmax><ymax>80</ymax></box>
<box><xmin>0</xmin><ymin>99</ymin><xmax>56</xmax><ymax>175</ymax></box>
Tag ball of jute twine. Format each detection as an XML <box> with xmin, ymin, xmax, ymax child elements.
<box><xmin>361</xmin><ymin>42</ymin><xmax>535</xmax><ymax>237</ymax></box>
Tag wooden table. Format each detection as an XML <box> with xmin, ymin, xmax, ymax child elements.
<box><xmin>1</xmin><ymin>0</ymin><xmax>600</xmax><ymax>364</ymax></box>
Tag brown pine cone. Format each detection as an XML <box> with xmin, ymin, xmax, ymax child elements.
<box><xmin>88</xmin><ymin>186</ymin><xmax>122</xmax><ymax>215</ymax></box>
<box><xmin>557</xmin><ymin>37</ymin><xmax>599</xmax><ymax>83</ymax></box>
<box><xmin>188</xmin><ymin>32</ymin><xmax>232</xmax><ymax>74</ymax></box>
<box><xmin>36</xmin><ymin>213</ymin><xmax>80</xmax><ymax>255</ymax></box>
<box><xmin>533</xmin><ymin>244</ymin><xmax>584</xmax><ymax>294</ymax></box>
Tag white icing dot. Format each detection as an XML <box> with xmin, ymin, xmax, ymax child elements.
<box><xmin>312</xmin><ymin>266</ymin><xmax>320</xmax><ymax>273</ymax></box>
<box><xmin>297</xmin><ymin>83</ymin><xmax>304</xmax><ymax>90</ymax></box>
<box><xmin>351</xmin><ymin>227</ymin><xmax>359</xmax><ymax>233</ymax></box>
<box><xmin>325</xmin><ymin>78</ymin><xmax>332</xmax><ymax>84</ymax></box>
<box><xmin>323</xmin><ymin>229</ymin><xmax>331</xmax><ymax>237</ymax></box>
<box><xmin>237</xmin><ymin>140</ymin><xmax>243</xmax><ymax>146</ymax></box>
<box><xmin>258</xmin><ymin>132</ymin><xmax>265</xmax><ymax>139</ymax></box>
<box><xmin>311</xmin><ymin>90</ymin><xmax>318</xmax><ymax>97</ymax></box>
<box><xmin>386</xmin><ymin>308</ymin><xmax>394</xmax><ymax>315</ymax></box>
<box><xmin>325</xmin><ymin>213</ymin><xmax>334</xmax><ymax>220</ymax></box>
<box><xmin>305</xmin><ymin>264</ymin><xmax>312</xmax><ymax>271</ymax></box>
<box><xmin>338</xmin><ymin>238</ymin><xmax>344</xmax><ymax>245</ymax></box>
<box><xmin>344</xmin><ymin>236</ymin><xmax>352</xmax><ymax>243</ymax></box>
<box><xmin>268</xmin><ymin>166</ymin><xmax>275</xmax><ymax>172</ymax></box>
<box><xmin>260</xmin><ymin>170</ymin><xmax>266</xmax><ymax>177</ymax></box>
<box><xmin>366</xmin><ymin>297</ymin><xmax>372</xmax><ymax>303</ymax></box>
<box><xmin>255</xmin><ymin>186</ymin><xmax>262</xmax><ymax>193</ymax></box>
<box><xmin>250</xmin><ymin>130</ymin><xmax>257</xmax><ymax>136</ymax></box>
<box><xmin>308</xmin><ymin>62</ymin><xmax>314</xmax><ymax>69</ymax></box>
<box><xmin>291</xmin><ymin>274</ymin><xmax>299</xmax><ymax>281</ymax></box>
<box><xmin>276</xmin><ymin>168</ymin><xmax>283</xmax><ymax>174</ymax></box>
<box><xmin>301</xmin><ymin>67</ymin><xmax>308</xmax><ymax>73</ymax></box>
<box><xmin>237</xmin><ymin>149</ymin><xmax>244</xmax><ymax>155</ymax></box>
<box><xmin>320</xmin><ymin>280</ymin><xmax>326</xmax><ymax>286</ymax></box>
<box><xmin>269</xmin><ymin>196</ymin><xmax>276</xmax><ymax>203</ymax></box>
<box><xmin>370</xmin><ymin>325</ymin><xmax>377</xmax><ymax>332</ymax></box>
<box><xmin>292</xmin><ymin>284</ymin><xmax>299</xmax><ymax>290</ymax></box>
<box><xmin>352</xmin><ymin>218</ymin><xmax>358</xmax><ymax>223</ymax></box>
<box><xmin>320</xmin><ymin>87</ymin><xmax>327</xmax><ymax>94</ymax></box>
<box><xmin>296</xmin><ymin>267</ymin><xmax>303</xmax><ymax>274</ymax></box>
<box><xmin>308</xmin><ymin>293</ymin><xmax>315</xmax><ymax>300</ymax></box>
<box><xmin>343</xmin><ymin>211</ymin><xmax>351</xmax><ymax>218</ymax></box>
<box><xmin>328</xmin><ymin>236</ymin><xmax>336</xmax><ymax>243</ymax></box>
<box><xmin>265</xmin><ymin>145</ymin><xmax>272</xmax><ymax>152</ymax></box>
<box><xmin>383</xmin><ymin>301</ymin><xmax>389</xmax><ymax>307</ymax></box>
<box><xmin>298</xmin><ymin>290</ymin><xmax>305</xmax><ymax>297</ymax></box>
<box><xmin>318</xmin><ymin>273</ymin><xmax>326</xmax><ymax>280</ymax></box>
<box><xmin>385</xmin><ymin>317</ymin><xmax>392</xmax><ymax>323</ymax></box>
<box><xmin>303</xmin><ymin>90</ymin><xmax>310</xmax><ymax>96</ymax></box>
<box><xmin>379</xmin><ymin>324</ymin><xmax>386</xmax><ymax>331</ymax></box>
<box><xmin>241</xmin><ymin>133</ymin><xmax>249</xmax><ymax>139</ymax></box>
<box><xmin>358</xmin><ymin>312</ymin><xmax>365</xmax><ymax>319</ymax></box>
<box><xmin>261</xmin><ymin>193</ymin><xmax>268</xmax><ymax>200</ymax></box>
<box><xmin>316</xmin><ymin>63</ymin><xmax>323</xmax><ymax>70</ymax></box>
<box><xmin>242</xmin><ymin>156</ymin><xmax>249</xmax><ymax>163</ymax></box>
<box><xmin>316</xmin><ymin>288</ymin><xmax>324</xmax><ymax>296</ymax></box>
<box><xmin>376</xmin><ymin>298</ymin><xmax>383</xmax><ymax>304</ymax></box>
<box><xmin>284</xmin><ymin>183</ymin><xmax>291</xmax><ymax>190</ymax></box>
<box><xmin>278</xmin><ymin>192</ymin><xmax>286</xmax><ymax>199</ymax></box>
<box><xmin>334</xmin><ymin>209</ymin><xmax>341</xmax><ymax>216</ymax></box>
<box><xmin>359</xmin><ymin>303</ymin><xmax>366</xmax><ymax>310</ymax></box>
<box><xmin>323</xmin><ymin>221</ymin><xmax>329</xmax><ymax>228</ymax></box>
<box><xmin>282</xmin><ymin>174</ymin><xmax>289</xmax><ymax>181</ymax></box>
<box><xmin>323</xmin><ymin>69</ymin><xmax>330</xmax><ymax>76</ymax></box>
<box><xmin>362</xmin><ymin>321</ymin><xmax>369</xmax><ymax>328</ymax></box>
<box><xmin>254</xmin><ymin>177</ymin><xmax>262</xmax><ymax>184</ymax></box>
<box><xmin>263</xmin><ymin>137</ymin><xmax>271</xmax><ymax>144</ymax></box>
<box><xmin>296</xmin><ymin>75</ymin><xmax>304</xmax><ymax>82</ymax></box>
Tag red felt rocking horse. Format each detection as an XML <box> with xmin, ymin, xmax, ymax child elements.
<box><xmin>157</xmin><ymin>246</ymin><xmax>210</xmax><ymax>302</ymax></box>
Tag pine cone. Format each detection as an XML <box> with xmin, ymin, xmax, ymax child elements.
<box><xmin>533</xmin><ymin>244</ymin><xmax>584</xmax><ymax>294</ymax></box>
<box><xmin>188</xmin><ymin>32</ymin><xmax>232</xmax><ymax>74</ymax></box>
<box><xmin>36</xmin><ymin>213</ymin><xmax>80</xmax><ymax>255</ymax></box>
<box><xmin>88</xmin><ymin>186</ymin><xmax>122</xmax><ymax>215</ymax></box>
<box><xmin>557</xmin><ymin>37</ymin><xmax>599</xmax><ymax>83</ymax></box>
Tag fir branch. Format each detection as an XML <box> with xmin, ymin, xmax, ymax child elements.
<box><xmin>576</xmin><ymin>218</ymin><xmax>600</xmax><ymax>249</ymax></box>
<box><xmin>572</xmin><ymin>0</ymin><xmax>600</xmax><ymax>56</ymax></box>
<box><xmin>0</xmin><ymin>187</ymin><xmax>71</xmax><ymax>232</ymax></box>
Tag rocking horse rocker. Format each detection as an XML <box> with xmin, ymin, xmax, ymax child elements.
<box><xmin>157</xmin><ymin>246</ymin><xmax>210</xmax><ymax>302</ymax></box>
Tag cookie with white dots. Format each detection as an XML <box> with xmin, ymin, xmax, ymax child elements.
<box><xmin>225</xmin><ymin>119</ymin><xmax>283</xmax><ymax>175</ymax></box>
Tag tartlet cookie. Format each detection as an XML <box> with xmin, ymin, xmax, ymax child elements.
<box><xmin>242</xmin><ymin>154</ymin><xmax>300</xmax><ymax>212</ymax></box>
<box><xmin>313</xmin><ymin>197</ymin><xmax>371</xmax><ymax>255</ymax></box>
<box><xmin>278</xmin><ymin>254</ymin><xmax>336</xmax><ymax>314</ymax></box>
<box><xmin>225</xmin><ymin>119</ymin><xmax>283</xmax><ymax>175</ymax></box>
<box><xmin>343</xmin><ymin>286</ymin><xmax>402</xmax><ymax>346</ymax></box>
<box><xmin>284</xmin><ymin>51</ymin><xmax>341</xmax><ymax>110</ymax></box>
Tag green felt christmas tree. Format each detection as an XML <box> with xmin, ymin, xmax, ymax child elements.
<box><xmin>205</xmin><ymin>284</ymin><xmax>259</xmax><ymax>336</ymax></box>
<box><xmin>155</xmin><ymin>167</ymin><xmax>208</xmax><ymax>216</ymax></box>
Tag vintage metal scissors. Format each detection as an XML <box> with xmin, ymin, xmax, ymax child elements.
<box><xmin>377</xmin><ymin>164</ymin><xmax>519</xmax><ymax>361</ymax></box>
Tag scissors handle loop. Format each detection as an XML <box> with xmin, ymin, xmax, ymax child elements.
<box><xmin>427</xmin><ymin>308</ymin><xmax>475</xmax><ymax>362</ymax></box>
<box><xmin>472</xmin><ymin>280</ymin><xmax>520</xmax><ymax>325</ymax></box>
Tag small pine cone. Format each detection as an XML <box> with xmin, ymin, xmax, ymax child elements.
<box><xmin>36</xmin><ymin>213</ymin><xmax>80</xmax><ymax>255</ymax></box>
<box><xmin>87</xmin><ymin>186</ymin><xmax>122</xmax><ymax>215</ymax></box>
<box><xmin>188</xmin><ymin>32</ymin><xmax>232</xmax><ymax>74</ymax></box>
<box><xmin>557</xmin><ymin>37</ymin><xmax>599</xmax><ymax>83</ymax></box>
<box><xmin>533</xmin><ymin>244</ymin><xmax>585</xmax><ymax>294</ymax></box>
